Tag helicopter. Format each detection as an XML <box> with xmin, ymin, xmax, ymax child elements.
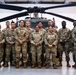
<box><xmin>0</xmin><ymin>2</ymin><xmax>76</xmax><ymax>66</ymax></box>
<box><xmin>0</xmin><ymin>3</ymin><xmax>76</xmax><ymax>25</ymax></box>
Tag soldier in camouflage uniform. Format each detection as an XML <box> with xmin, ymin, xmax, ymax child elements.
<box><xmin>30</xmin><ymin>26</ymin><xmax>43</xmax><ymax>68</ymax></box>
<box><xmin>25</xmin><ymin>21</ymin><xmax>34</xmax><ymax>34</ymax></box>
<box><xmin>25</xmin><ymin>21</ymin><xmax>34</xmax><ymax>65</ymax></box>
<box><xmin>0</xmin><ymin>25</ymin><xmax>5</xmax><ymax>67</ymax></box>
<box><xmin>38</xmin><ymin>21</ymin><xmax>46</xmax><ymax>66</ymax></box>
<box><xmin>71</xmin><ymin>20</ymin><xmax>76</xmax><ymax>68</ymax></box>
<box><xmin>15</xmin><ymin>20</ymin><xmax>28</xmax><ymax>68</ymax></box>
<box><xmin>38</xmin><ymin>21</ymin><xmax>46</xmax><ymax>37</ymax></box>
<box><xmin>58</xmin><ymin>21</ymin><xmax>71</xmax><ymax>67</ymax></box>
<box><xmin>45</xmin><ymin>26</ymin><xmax>58</xmax><ymax>69</ymax></box>
<box><xmin>2</xmin><ymin>21</ymin><xmax>12</xmax><ymax>67</ymax></box>
<box><xmin>45</xmin><ymin>20</ymin><xmax>57</xmax><ymax>34</ymax></box>
<box><xmin>10</xmin><ymin>21</ymin><xmax>16</xmax><ymax>66</ymax></box>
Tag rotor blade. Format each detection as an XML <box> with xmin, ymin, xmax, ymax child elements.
<box><xmin>0</xmin><ymin>4</ymin><xmax>28</xmax><ymax>11</ymax></box>
<box><xmin>45</xmin><ymin>12</ymin><xmax>74</xmax><ymax>22</ymax></box>
<box><xmin>44</xmin><ymin>3</ymin><xmax>76</xmax><ymax>10</ymax></box>
<box><xmin>0</xmin><ymin>12</ymin><xmax>28</xmax><ymax>22</ymax></box>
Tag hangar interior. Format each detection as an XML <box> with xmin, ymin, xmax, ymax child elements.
<box><xmin>0</xmin><ymin>0</ymin><xmax>76</xmax><ymax>75</ymax></box>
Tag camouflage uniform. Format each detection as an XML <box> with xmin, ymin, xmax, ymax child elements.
<box><xmin>58</xmin><ymin>28</ymin><xmax>71</xmax><ymax>66</ymax></box>
<box><xmin>45</xmin><ymin>27</ymin><xmax>58</xmax><ymax>34</ymax></box>
<box><xmin>25</xmin><ymin>27</ymin><xmax>34</xmax><ymax>65</ymax></box>
<box><xmin>30</xmin><ymin>31</ymin><xmax>43</xmax><ymax>66</ymax></box>
<box><xmin>39</xmin><ymin>28</ymin><xmax>46</xmax><ymax>66</ymax></box>
<box><xmin>10</xmin><ymin>28</ymin><xmax>16</xmax><ymax>65</ymax></box>
<box><xmin>2</xmin><ymin>28</ymin><xmax>12</xmax><ymax>65</ymax></box>
<box><xmin>45</xmin><ymin>31</ymin><xmax>58</xmax><ymax>67</ymax></box>
<box><xmin>39</xmin><ymin>28</ymin><xmax>46</xmax><ymax>38</ymax></box>
<box><xmin>71</xmin><ymin>27</ymin><xmax>76</xmax><ymax>65</ymax></box>
<box><xmin>15</xmin><ymin>27</ymin><xmax>28</xmax><ymax>67</ymax></box>
<box><xmin>0</xmin><ymin>30</ymin><xmax>5</xmax><ymax>66</ymax></box>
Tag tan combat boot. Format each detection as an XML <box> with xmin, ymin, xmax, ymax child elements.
<box><xmin>38</xmin><ymin>64</ymin><xmax>42</xmax><ymax>68</ymax></box>
<box><xmin>31</xmin><ymin>64</ymin><xmax>35</xmax><ymax>68</ymax></box>
<box><xmin>23</xmin><ymin>63</ymin><xmax>27</xmax><ymax>68</ymax></box>
<box><xmin>15</xmin><ymin>62</ymin><xmax>19</xmax><ymax>68</ymax></box>
<box><xmin>3</xmin><ymin>62</ymin><xmax>8</xmax><ymax>67</ymax></box>
<box><xmin>45</xmin><ymin>64</ymin><xmax>50</xmax><ymax>68</ymax></box>
<box><xmin>53</xmin><ymin>64</ymin><xmax>57</xmax><ymax>69</ymax></box>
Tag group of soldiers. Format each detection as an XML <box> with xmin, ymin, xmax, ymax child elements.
<box><xmin>0</xmin><ymin>19</ymin><xmax>76</xmax><ymax>69</ymax></box>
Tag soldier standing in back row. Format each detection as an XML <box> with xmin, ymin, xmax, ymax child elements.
<box><xmin>2</xmin><ymin>21</ymin><xmax>12</xmax><ymax>67</ymax></box>
<box><xmin>30</xmin><ymin>26</ymin><xmax>43</xmax><ymax>68</ymax></box>
<box><xmin>45</xmin><ymin>26</ymin><xmax>58</xmax><ymax>69</ymax></box>
<box><xmin>10</xmin><ymin>21</ymin><xmax>16</xmax><ymax>66</ymax></box>
<box><xmin>45</xmin><ymin>20</ymin><xmax>57</xmax><ymax>34</ymax></box>
<box><xmin>58</xmin><ymin>21</ymin><xmax>71</xmax><ymax>67</ymax></box>
<box><xmin>0</xmin><ymin>25</ymin><xmax>5</xmax><ymax>67</ymax></box>
<box><xmin>15</xmin><ymin>20</ymin><xmax>28</xmax><ymax>68</ymax></box>
<box><xmin>71</xmin><ymin>20</ymin><xmax>76</xmax><ymax>68</ymax></box>
<box><xmin>25</xmin><ymin>21</ymin><xmax>34</xmax><ymax>65</ymax></box>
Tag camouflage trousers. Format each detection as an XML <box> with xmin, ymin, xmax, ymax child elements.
<box><xmin>5</xmin><ymin>44</ymin><xmax>15</xmax><ymax>62</ymax></box>
<box><xmin>45</xmin><ymin>46</ymin><xmax>57</xmax><ymax>65</ymax></box>
<box><xmin>11</xmin><ymin>45</ymin><xmax>15</xmax><ymax>63</ymax></box>
<box><xmin>0</xmin><ymin>45</ymin><xmax>4</xmax><ymax>63</ymax></box>
<box><xmin>31</xmin><ymin>45</ymin><xmax>42</xmax><ymax>65</ymax></box>
<box><xmin>58</xmin><ymin>42</ymin><xmax>70</xmax><ymax>62</ymax></box>
<box><xmin>15</xmin><ymin>43</ymin><xmax>27</xmax><ymax>63</ymax></box>
<box><xmin>73</xmin><ymin>43</ymin><xmax>76</xmax><ymax>63</ymax></box>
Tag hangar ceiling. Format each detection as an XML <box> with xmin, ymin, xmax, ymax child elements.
<box><xmin>1</xmin><ymin>0</ymin><xmax>76</xmax><ymax>3</ymax></box>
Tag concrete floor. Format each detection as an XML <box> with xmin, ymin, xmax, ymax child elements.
<box><xmin>0</xmin><ymin>52</ymin><xmax>76</xmax><ymax>75</ymax></box>
<box><xmin>0</xmin><ymin>66</ymin><xmax>76</xmax><ymax>75</ymax></box>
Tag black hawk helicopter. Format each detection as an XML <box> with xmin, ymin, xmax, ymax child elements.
<box><xmin>0</xmin><ymin>2</ymin><xmax>76</xmax><ymax>28</ymax></box>
<box><xmin>0</xmin><ymin>2</ymin><xmax>76</xmax><ymax>66</ymax></box>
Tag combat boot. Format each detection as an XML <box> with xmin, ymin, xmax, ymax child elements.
<box><xmin>38</xmin><ymin>64</ymin><xmax>42</xmax><ymax>68</ymax></box>
<box><xmin>0</xmin><ymin>63</ymin><xmax>2</xmax><ymax>68</ymax></box>
<box><xmin>23</xmin><ymin>63</ymin><xmax>27</xmax><ymax>68</ymax></box>
<box><xmin>15</xmin><ymin>62</ymin><xmax>19</xmax><ymax>68</ymax></box>
<box><xmin>67</xmin><ymin>61</ymin><xmax>70</xmax><ymax>67</ymax></box>
<box><xmin>72</xmin><ymin>63</ymin><xmax>76</xmax><ymax>69</ymax></box>
<box><xmin>58</xmin><ymin>62</ymin><xmax>62</xmax><ymax>67</ymax></box>
<box><xmin>31</xmin><ymin>64</ymin><xmax>35</xmax><ymax>68</ymax></box>
<box><xmin>53</xmin><ymin>64</ymin><xmax>57</xmax><ymax>69</ymax></box>
<box><xmin>45</xmin><ymin>64</ymin><xmax>50</xmax><ymax>68</ymax></box>
<box><xmin>3</xmin><ymin>62</ymin><xmax>8</xmax><ymax>67</ymax></box>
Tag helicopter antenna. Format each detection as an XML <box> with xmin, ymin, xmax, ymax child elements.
<box><xmin>41</xmin><ymin>13</ymin><xmax>42</xmax><ymax>18</ymax></box>
<box><xmin>29</xmin><ymin>13</ymin><xmax>31</xmax><ymax>19</ymax></box>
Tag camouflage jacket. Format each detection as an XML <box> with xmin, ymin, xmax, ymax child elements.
<box><xmin>0</xmin><ymin>30</ymin><xmax>5</xmax><ymax>44</ymax></box>
<box><xmin>30</xmin><ymin>31</ymin><xmax>43</xmax><ymax>45</ymax></box>
<box><xmin>2</xmin><ymin>28</ymin><xmax>12</xmax><ymax>43</ymax></box>
<box><xmin>45</xmin><ymin>31</ymin><xmax>58</xmax><ymax>46</ymax></box>
<box><xmin>58</xmin><ymin>28</ymin><xmax>71</xmax><ymax>43</ymax></box>
<box><xmin>15</xmin><ymin>27</ymin><xmax>28</xmax><ymax>44</ymax></box>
